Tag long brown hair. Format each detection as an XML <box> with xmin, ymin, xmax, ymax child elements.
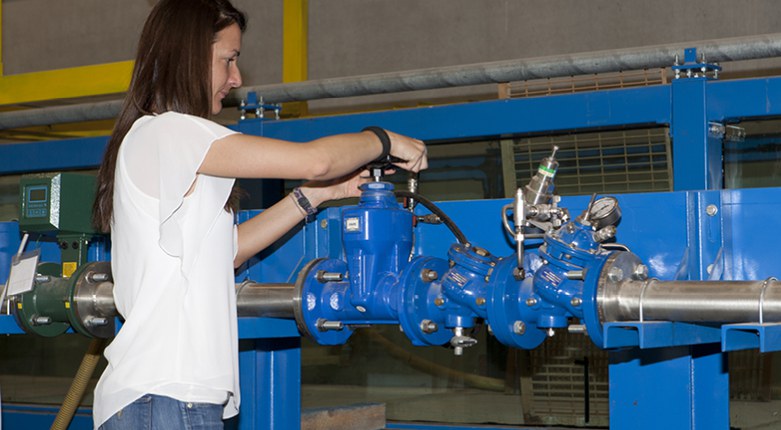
<box><xmin>92</xmin><ymin>0</ymin><xmax>247</xmax><ymax>233</ymax></box>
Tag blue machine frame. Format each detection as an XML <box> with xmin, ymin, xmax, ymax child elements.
<box><xmin>3</xmin><ymin>69</ymin><xmax>781</xmax><ymax>429</ymax></box>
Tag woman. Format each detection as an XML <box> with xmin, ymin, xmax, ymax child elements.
<box><xmin>91</xmin><ymin>0</ymin><xmax>427</xmax><ymax>428</ymax></box>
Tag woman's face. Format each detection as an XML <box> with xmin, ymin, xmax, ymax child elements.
<box><xmin>211</xmin><ymin>23</ymin><xmax>243</xmax><ymax>115</ymax></box>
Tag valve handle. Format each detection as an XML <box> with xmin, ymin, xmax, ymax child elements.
<box><xmin>367</xmin><ymin>155</ymin><xmax>404</xmax><ymax>181</ymax></box>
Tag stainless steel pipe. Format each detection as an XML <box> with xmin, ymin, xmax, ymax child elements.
<box><xmin>598</xmin><ymin>253</ymin><xmax>781</xmax><ymax>324</ymax></box>
<box><xmin>4</xmin><ymin>33</ymin><xmax>781</xmax><ymax>130</ymax></box>
<box><xmin>235</xmin><ymin>281</ymin><xmax>295</xmax><ymax>318</ymax></box>
<box><xmin>601</xmin><ymin>278</ymin><xmax>781</xmax><ymax>324</ymax></box>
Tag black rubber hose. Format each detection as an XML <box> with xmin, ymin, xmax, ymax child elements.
<box><xmin>394</xmin><ymin>190</ymin><xmax>469</xmax><ymax>245</ymax></box>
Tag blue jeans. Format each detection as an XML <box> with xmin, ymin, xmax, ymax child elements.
<box><xmin>99</xmin><ymin>394</ymin><xmax>224</xmax><ymax>430</ymax></box>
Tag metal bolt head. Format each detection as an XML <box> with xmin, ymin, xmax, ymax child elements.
<box><xmin>421</xmin><ymin>269</ymin><xmax>438</xmax><ymax>282</ymax></box>
<box><xmin>434</xmin><ymin>297</ymin><xmax>445</xmax><ymax>306</ymax></box>
<box><xmin>632</xmin><ymin>264</ymin><xmax>649</xmax><ymax>280</ymax></box>
<box><xmin>420</xmin><ymin>319</ymin><xmax>438</xmax><ymax>334</ymax></box>
<box><xmin>86</xmin><ymin>316</ymin><xmax>109</xmax><ymax>327</ymax></box>
<box><xmin>320</xmin><ymin>219</ymin><xmax>328</xmax><ymax>229</ymax></box>
<box><xmin>475</xmin><ymin>297</ymin><xmax>486</xmax><ymax>306</ymax></box>
<box><xmin>570</xmin><ymin>297</ymin><xmax>582</xmax><ymax>307</ymax></box>
<box><xmin>32</xmin><ymin>316</ymin><xmax>52</xmax><ymax>326</ymax></box>
<box><xmin>329</xmin><ymin>293</ymin><xmax>341</xmax><ymax>311</ymax></box>
<box><xmin>607</xmin><ymin>267</ymin><xmax>624</xmax><ymax>282</ymax></box>
<box><xmin>706</xmin><ymin>204</ymin><xmax>718</xmax><ymax>217</ymax></box>
<box><xmin>513</xmin><ymin>321</ymin><xmax>526</xmax><ymax>335</ymax></box>
<box><xmin>525</xmin><ymin>297</ymin><xmax>538</xmax><ymax>307</ymax></box>
<box><xmin>88</xmin><ymin>272</ymin><xmax>110</xmax><ymax>283</ymax></box>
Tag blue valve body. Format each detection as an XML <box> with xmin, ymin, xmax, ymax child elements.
<box><xmin>297</xmin><ymin>184</ymin><xmax>617</xmax><ymax>351</ymax></box>
<box><xmin>342</xmin><ymin>182</ymin><xmax>413</xmax><ymax>309</ymax></box>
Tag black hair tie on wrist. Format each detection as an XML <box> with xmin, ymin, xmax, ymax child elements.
<box><xmin>362</xmin><ymin>126</ymin><xmax>391</xmax><ymax>160</ymax></box>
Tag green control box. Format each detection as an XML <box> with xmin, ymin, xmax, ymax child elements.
<box><xmin>19</xmin><ymin>173</ymin><xmax>97</xmax><ymax>235</ymax></box>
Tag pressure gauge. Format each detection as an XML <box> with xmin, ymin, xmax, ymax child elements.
<box><xmin>588</xmin><ymin>197</ymin><xmax>621</xmax><ymax>229</ymax></box>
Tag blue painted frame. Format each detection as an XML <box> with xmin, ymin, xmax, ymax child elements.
<box><xmin>4</xmin><ymin>74</ymin><xmax>781</xmax><ymax>429</ymax></box>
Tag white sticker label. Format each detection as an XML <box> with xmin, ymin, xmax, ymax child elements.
<box><xmin>345</xmin><ymin>217</ymin><xmax>361</xmax><ymax>232</ymax></box>
<box><xmin>7</xmin><ymin>249</ymin><xmax>40</xmax><ymax>296</ymax></box>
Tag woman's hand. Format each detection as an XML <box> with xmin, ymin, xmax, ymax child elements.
<box><xmin>386</xmin><ymin>131</ymin><xmax>428</xmax><ymax>173</ymax></box>
<box><xmin>298</xmin><ymin>170</ymin><xmax>372</xmax><ymax>207</ymax></box>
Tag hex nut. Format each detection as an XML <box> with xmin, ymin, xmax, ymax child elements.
<box><xmin>513</xmin><ymin>321</ymin><xmax>526</xmax><ymax>335</ymax></box>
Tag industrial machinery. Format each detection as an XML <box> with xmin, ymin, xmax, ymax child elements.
<box><xmin>252</xmin><ymin>148</ymin><xmax>781</xmax><ymax>361</ymax></box>
<box><xmin>5</xmin><ymin>42</ymin><xmax>781</xmax><ymax>430</ymax></box>
<box><xmin>12</xmin><ymin>173</ymin><xmax>116</xmax><ymax>338</ymax></box>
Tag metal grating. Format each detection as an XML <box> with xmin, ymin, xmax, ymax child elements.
<box><xmin>730</xmin><ymin>350</ymin><xmax>772</xmax><ymax>401</ymax></box>
<box><xmin>511</xmin><ymin>128</ymin><xmax>673</xmax><ymax>196</ymax></box>
<box><xmin>499</xmin><ymin>69</ymin><xmax>668</xmax><ymax>99</ymax></box>
<box><xmin>523</xmin><ymin>331</ymin><xmax>609</xmax><ymax>427</ymax></box>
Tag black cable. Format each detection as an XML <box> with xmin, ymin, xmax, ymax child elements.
<box><xmin>394</xmin><ymin>190</ymin><xmax>469</xmax><ymax>245</ymax></box>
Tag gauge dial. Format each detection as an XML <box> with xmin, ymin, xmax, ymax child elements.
<box><xmin>589</xmin><ymin>197</ymin><xmax>621</xmax><ymax>229</ymax></box>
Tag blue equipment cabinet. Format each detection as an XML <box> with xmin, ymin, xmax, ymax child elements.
<box><xmin>4</xmin><ymin>53</ymin><xmax>781</xmax><ymax>429</ymax></box>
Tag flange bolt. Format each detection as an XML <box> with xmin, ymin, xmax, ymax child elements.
<box><xmin>513</xmin><ymin>321</ymin><xmax>526</xmax><ymax>335</ymax></box>
<box><xmin>316</xmin><ymin>271</ymin><xmax>343</xmax><ymax>283</ymax></box>
<box><xmin>607</xmin><ymin>267</ymin><xmax>624</xmax><ymax>282</ymax></box>
<box><xmin>421</xmin><ymin>269</ymin><xmax>439</xmax><ymax>282</ymax></box>
<box><xmin>632</xmin><ymin>264</ymin><xmax>649</xmax><ymax>280</ymax></box>
<box><xmin>420</xmin><ymin>319</ymin><xmax>438</xmax><ymax>334</ymax></box>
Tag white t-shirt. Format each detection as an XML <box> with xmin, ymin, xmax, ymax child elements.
<box><xmin>93</xmin><ymin>112</ymin><xmax>241</xmax><ymax>429</ymax></box>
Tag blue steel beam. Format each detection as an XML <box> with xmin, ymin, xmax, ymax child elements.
<box><xmin>707</xmin><ymin>76</ymin><xmax>781</xmax><ymax>121</ymax></box>
<box><xmin>4</xmin><ymin>77</ymin><xmax>781</xmax><ymax>178</ymax></box>
<box><xmin>0</xmin><ymin>136</ymin><xmax>107</xmax><ymax>175</ymax></box>
<box><xmin>244</xmin><ymin>85</ymin><xmax>672</xmax><ymax>142</ymax></box>
<box><xmin>0</xmin><ymin>85</ymin><xmax>673</xmax><ymax>177</ymax></box>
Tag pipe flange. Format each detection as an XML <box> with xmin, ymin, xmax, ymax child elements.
<box><xmin>293</xmin><ymin>258</ymin><xmax>354</xmax><ymax>345</ymax></box>
<box><xmin>13</xmin><ymin>262</ymin><xmax>70</xmax><ymax>337</ymax></box>
<box><xmin>397</xmin><ymin>257</ymin><xmax>451</xmax><ymax>347</ymax></box>
<box><xmin>70</xmin><ymin>261</ymin><xmax>116</xmax><ymax>339</ymax></box>
<box><xmin>582</xmin><ymin>251</ymin><xmax>642</xmax><ymax>348</ymax></box>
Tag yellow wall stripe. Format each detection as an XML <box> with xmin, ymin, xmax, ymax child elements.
<box><xmin>282</xmin><ymin>0</ymin><xmax>308</xmax><ymax>116</ymax></box>
<box><xmin>0</xmin><ymin>61</ymin><xmax>133</xmax><ymax>106</ymax></box>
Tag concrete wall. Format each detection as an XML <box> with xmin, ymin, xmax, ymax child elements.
<box><xmin>3</xmin><ymin>0</ymin><xmax>781</xmax><ymax>108</ymax></box>
<box><xmin>2</xmin><ymin>0</ymin><xmax>282</xmax><ymax>88</ymax></box>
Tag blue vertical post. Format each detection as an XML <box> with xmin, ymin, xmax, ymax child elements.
<box><xmin>238</xmin><ymin>337</ymin><xmax>302</xmax><ymax>430</ymax></box>
<box><xmin>0</xmin><ymin>222</ymin><xmax>20</xmax><ymax>285</ymax></box>
<box><xmin>670</xmin><ymin>52</ymin><xmax>723</xmax><ymax>191</ymax></box>
<box><xmin>609</xmin><ymin>343</ymin><xmax>728</xmax><ymax>429</ymax></box>
<box><xmin>608</xmin><ymin>51</ymin><xmax>729</xmax><ymax>430</ymax></box>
